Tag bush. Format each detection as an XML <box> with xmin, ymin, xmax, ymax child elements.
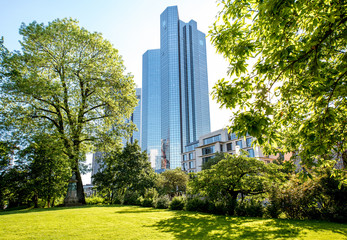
<box><xmin>154</xmin><ymin>195</ymin><xmax>170</xmax><ymax>209</ymax></box>
<box><xmin>169</xmin><ymin>196</ymin><xmax>185</xmax><ymax>210</ymax></box>
<box><xmin>235</xmin><ymin>200</ymin><xmax>264</xmax><ymax>217</ymax></box>
<box><xmin>186</xmin><ymin>197</ymin><xmax>209</xmax><ymax>212</ymax></box>
<box><xmin>138</xmin><ymin>196</ymin><xmax>154</xmax><ymax>207</ymax></box>
<box><xmin>208</xmin><ymin>201</ymin><xmax>227</xmax><ymax>215</ymax></box>
<box><xmin>123</xmin><ymin>191</ymin><xmax>141</xmax><ymax>206</ymax></box>
<box><xmin>85</xmin><ymin>196</ymin><xmax>105</xmax><ymax>205</ymax></box>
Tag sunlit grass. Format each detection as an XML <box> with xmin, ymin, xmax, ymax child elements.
<box><xmin>0</xmin><ymin>205</ymin><xmax>346</xmax><ymax>239</ymax></box>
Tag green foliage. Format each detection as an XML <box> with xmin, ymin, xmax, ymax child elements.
<box><xmin>201</xmin><ymin>152</ymin><xmax>224</xmax><ymax>170</ymax></box>
<box><xmin>0</xmin><ymin>18</ymin><xmax>138</xmax><ymax>204</ymax></box>
<box><xmin>156</xmin><ymin>168</ymin><xmax>188</xmax><ymax>197</ymax></box>
<box><xmin>185</xmin><ymin>198</ymin><xmax>210</xmax><ymax>213</ymax></box>
<box><xmin>123</xmin><ymin>191</ymin><xmax>141</xmax><ymax>206</ymax></box>
<box><xmin>85</xmin><ymin>196</ymin><xmax>105</xmax><ymax>205</ymax></box>
<box><xmin>169</xmin><ymin>196</ymin><xmax>186</xmax><ymax>210</ymax></box>
<box><xmin>92</xmin><ymin>141</ymin><xmax>157</xmax><ymax>204</ymax></box>
<box><xmin>138</xmin><ymin>188</ymin><xmax>158</xmax><ymax>207</ymax></box>
<box><xmin>269</xmin><ymin>162</ymin><xmax>347</xmax><ymax>222</ymax></box>
<box><xmin>235</xmin><ymin>199</ymin><xmax>264</xmax><ymax>218</ymax></box>
<box><xmin>153</xmin><ymin>195</ymin><xmax>170</xmax><ymax>209</ymax></box>
<box><xmin>19</xmin><ymin>133</ymin><xmax>71</xmax><ymax>208</ymax></box>
<box><xmin>189</xmin><ymin>154</ymin><xmax>280</xmax><ymax>204</ymax></box>
<box><xmin>210</xmin><ymin>0</ymin><xmax>347</xmax><ymax>164</ymax></box>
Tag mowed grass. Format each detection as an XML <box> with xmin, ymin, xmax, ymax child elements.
<box><xmin>0</xmin><ymin>205</ymin><xmax>346</xmax><ymax>240</ymax></box>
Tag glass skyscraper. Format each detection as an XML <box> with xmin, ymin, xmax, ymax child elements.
<box><xmin>142</xmin><ymin>6</ymin><xmax>210</xmax><ymax>170</ymax></box>
<box><xmin>142</xmin><ymin>50</ymin><xmax>161</xmax><ymax>169</ymax></box>
<box><xmin>129</xmin><ymin>88</ymin><xmax>142</xmax><ymax>144</ymax></box>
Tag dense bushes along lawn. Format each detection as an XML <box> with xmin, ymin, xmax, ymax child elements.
<box><xmin>0</xmin><ymin>205</ymin><xmax>346</xmax><ymax>240</ymax></box>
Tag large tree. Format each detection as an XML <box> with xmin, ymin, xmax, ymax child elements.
<box><xmin>0</xmin><ymin>19</ymin><xmax>137</xmax><ymax>204</ymax></box>
<box><xmin>210</xmin><ymin>0</ymin><xmax>347</xmax><ymax>166</ymax></box>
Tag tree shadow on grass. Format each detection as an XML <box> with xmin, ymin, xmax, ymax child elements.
<box><xmin>149</xmin><ymin>211</ymin><xmax>347</xmax><ymax>240</ymax></box>
<box><xmin>0</xmin><ymin>204</ymin><xmax>127</xmax><ymax>216</ymax></box>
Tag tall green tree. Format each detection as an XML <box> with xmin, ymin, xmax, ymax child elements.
<box><xmin>92</xmin><ymin>141</ymin><xmax>156</xmax><ymax>204</ymax></box>
<box><xmin>210</xmin><ymin>0</ymin><xmax>347</xmax><ymax>166</ymax></box>
<box><xmin>0</xmin><ymin>19</ymin><xmax>137</xmax><ymax>204</ymax></box>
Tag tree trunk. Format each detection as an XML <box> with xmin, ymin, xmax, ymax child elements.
<box><xmin>51</xmin><ymin>197</ymin><xmax>55</xmax><ymax>208</ymax></box>
<box><xmin>75</xmin><ymin>170</ymin><xmax>86</xmax><ymax>205</ymax></box>
<box><xmin>47</xmin><ymin>196</ymin><xmax>51</xmax><ymax>208</ymax></box>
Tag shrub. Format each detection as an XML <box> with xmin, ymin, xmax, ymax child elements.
<box><xmin>169</xmin><ymin>196</ymin><xmax>185</xmax><ymax>210</ymax></box>
<box><xmin>154</xmin><ymin>195</ymin><xmax>170</xmax><ymax>209</ymax></box>
<box><xmin>208</xmin><ymin>201</ymin><xmax>227</xmax><ymax>215</ymax></box>
<box><xmin>235</xmin><ymin>200</ymin><xmax>264</xmax><ymax>217</ymax></box>
<box><xmin>186</xmin><ymin>197</ymin><xmax>209</xmax><ymax>212</ymax></box>
<box><xmin>123</xmin><ymin>191</ymin><xmax>141</xmax><ymax>206</ymax></box>
<box><xmin>138</xmin><ymin>196</ymin><xmax>154</xmax><ymax>207</ymax></box>
<box><xmin>85</xmin><ymin>196</ymin><xmax>105</xmax><ymax>205</ymax></box>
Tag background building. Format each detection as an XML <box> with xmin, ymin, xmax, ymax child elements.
<box><xmin>142</xmin><ymin>50</ymin><xmax>161</xmax><ymax>169</ymax></box>
<box><xmin>155</xmin><ymin>6</ymin><xmax>210</xmax><ymax>170</ymax></box>
<box><xmin>182</xmin><ymin>128</ymin><xmax>290</xmax><ymax>173</ymax></box>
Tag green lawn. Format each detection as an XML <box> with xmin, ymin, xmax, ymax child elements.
<box><xmin>0</xmin><ymin>205</ymin><xmax>346</xmax><ymax>239</ymax></box>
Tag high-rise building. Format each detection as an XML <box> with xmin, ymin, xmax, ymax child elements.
<box><xmin>142</xmin><ymin>6</ymin><xmax>211</xmax><ymax>170</ymax></box>
<box><xmin>129</xmin><ymin>88</ymin><xmax>142</xmax><ymax>144</ymax></box>
<box><xmin>142</xmin><ymin>50</ymin><xmax>161</xmax><ymax>169</ymax></box>
<box><xmin>160</xmin><ymin>6</ymin><xmax>210</xmax><ymax>169</ymax></box>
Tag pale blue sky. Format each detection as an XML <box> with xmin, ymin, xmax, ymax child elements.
<box><xmin>1</xmin><ymin>0</ymin><xmax>232</xmax><ymax>131</ymax></box>
<box><xmin>1</xmin><ymin>0</ymin><xmax>234</xmax><ymax>183</ymax></box>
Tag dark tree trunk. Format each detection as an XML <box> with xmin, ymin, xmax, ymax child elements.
<box><xmin>47</xmin><ymin>196</ymin><xmax>51</xmax><ymax>208</ymax></box>
<box><xmin>75</xmin><ymin>170</ymin><xmax>86</xmax><ymax>205</ymax></box>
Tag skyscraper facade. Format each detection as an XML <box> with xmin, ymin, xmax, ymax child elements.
<box><xmin>129</xmin><ymin>88</ymin><xmax>142</xmax><ymax>144</ymax></box>
<box><xmin>142</xmin><ymin>6</ymin><xmax>210</xmax><ymax>170</ymax></box>
<box><xmin>142</xmin><ymin>50</ymin><xmax>161</xmax><ymax>169</ymax></box>
<box><xmin>160</xmin><ymin>6</ymin><xmax>210</xmax><ymax>169</ymax></box>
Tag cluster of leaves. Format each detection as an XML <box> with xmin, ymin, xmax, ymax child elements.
<box><xmin>0</xmin><ymin>134</ymin><xmax>71</xmax><ymax>209</ymax></box>
<box><xmin>189</xmin><ymin>153</ymin><xmax>280</xmax><ymax>214</ymax></box>
<box><xmin>92</xmin><ymin>141</ymin><xmax>157</xmax><ymax>204</ymax></box>
<box><xmin>210</xmin><ymin>0</ymin><xmax>347</xmax><ymax>165</ymax></box>
<box><xmin>268</xmin><ymin>161</ymin><xmax>347</xmax><ymax>222</ymax></box>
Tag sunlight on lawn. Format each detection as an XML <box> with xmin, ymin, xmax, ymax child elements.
<box><xmin>0</xmin><ymin>205</ymin><xmax>346</xmax><ymax>240</ymax></box>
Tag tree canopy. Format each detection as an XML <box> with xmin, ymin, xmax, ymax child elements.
<box><xmin>210</xmin><ymin>0</ymin><xmax>347</xmax><ymax>166</ymax></box>
<box><xmin>0</xmin><ymin>18</ymin><xmax>138</xmax><ymax>204</ymax></box>
<box><xmin>189</xmin><ymin>154</ymin><xmax>279</xmax><ymax>204</ymax></box>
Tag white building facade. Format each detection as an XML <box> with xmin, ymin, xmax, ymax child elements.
<box><xmin>182</xmin><ymin>128</ymin><xmax>276</xmax><ymax>173</ymax></box>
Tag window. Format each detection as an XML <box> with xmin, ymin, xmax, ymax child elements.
<box><xmin>183</xmin><ymin>154</ymin><xmax>187</xmax><ymax>161</ymax></box>
<box><xmin>189</xmin><ymin>152</ymin><xmax>194</xmax><ymax>160</ymax></box>
<box><xmin>226</xmin><ymin>143</ymin><xmax>232</xmax><ymax>151</ymax></box>
<box><xmin>202</xmin><ymin>145</ymin><xmax>215</xmax><ymax>155</ymax></box>
<box><xmin>203</xmin><ymin>135</ymin><xmax>221</xmax><ymax>145</ymax></box>
<box><xmin>220</xmin><ymin>145</ymin><xmax>223</xmax><ymax>152</ymax></box>
<box><xmin>189</xmin><ymin>161</ymin><xmax>195</xmax><ymax>168</ymax></box>
<box><xmin>246</xmin><ymin>138</ymin><xmax>252</xmax><ymax>147</ymax></box>
<box><xmin>182</xmin><ymin>162</ymin><xmax>187</xmax><ymax>171</ymax></box>
<box><xmin>185</xmin><ymin>142</ymin><xmax>198</xmax><ymax>152</ymax></box>
<box><xmin>247</xmin><ymin>149</ymin><xmax>255</xmax><ymax>158</ymax></box>
<box><xmin>228</xmin><ymin>133</ymin><xmax>237</xmax><ymax>140</ymax></box>
<box><xmin>236</xmin><ymin>140</ymin><xmax>243</xmax><ymax>148</ymax></box>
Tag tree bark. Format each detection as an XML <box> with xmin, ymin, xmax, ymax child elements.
<box><xmin>75</xmin><ymin>169</ymin><xmax>86</xmax><ymax>205</ymax></box>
